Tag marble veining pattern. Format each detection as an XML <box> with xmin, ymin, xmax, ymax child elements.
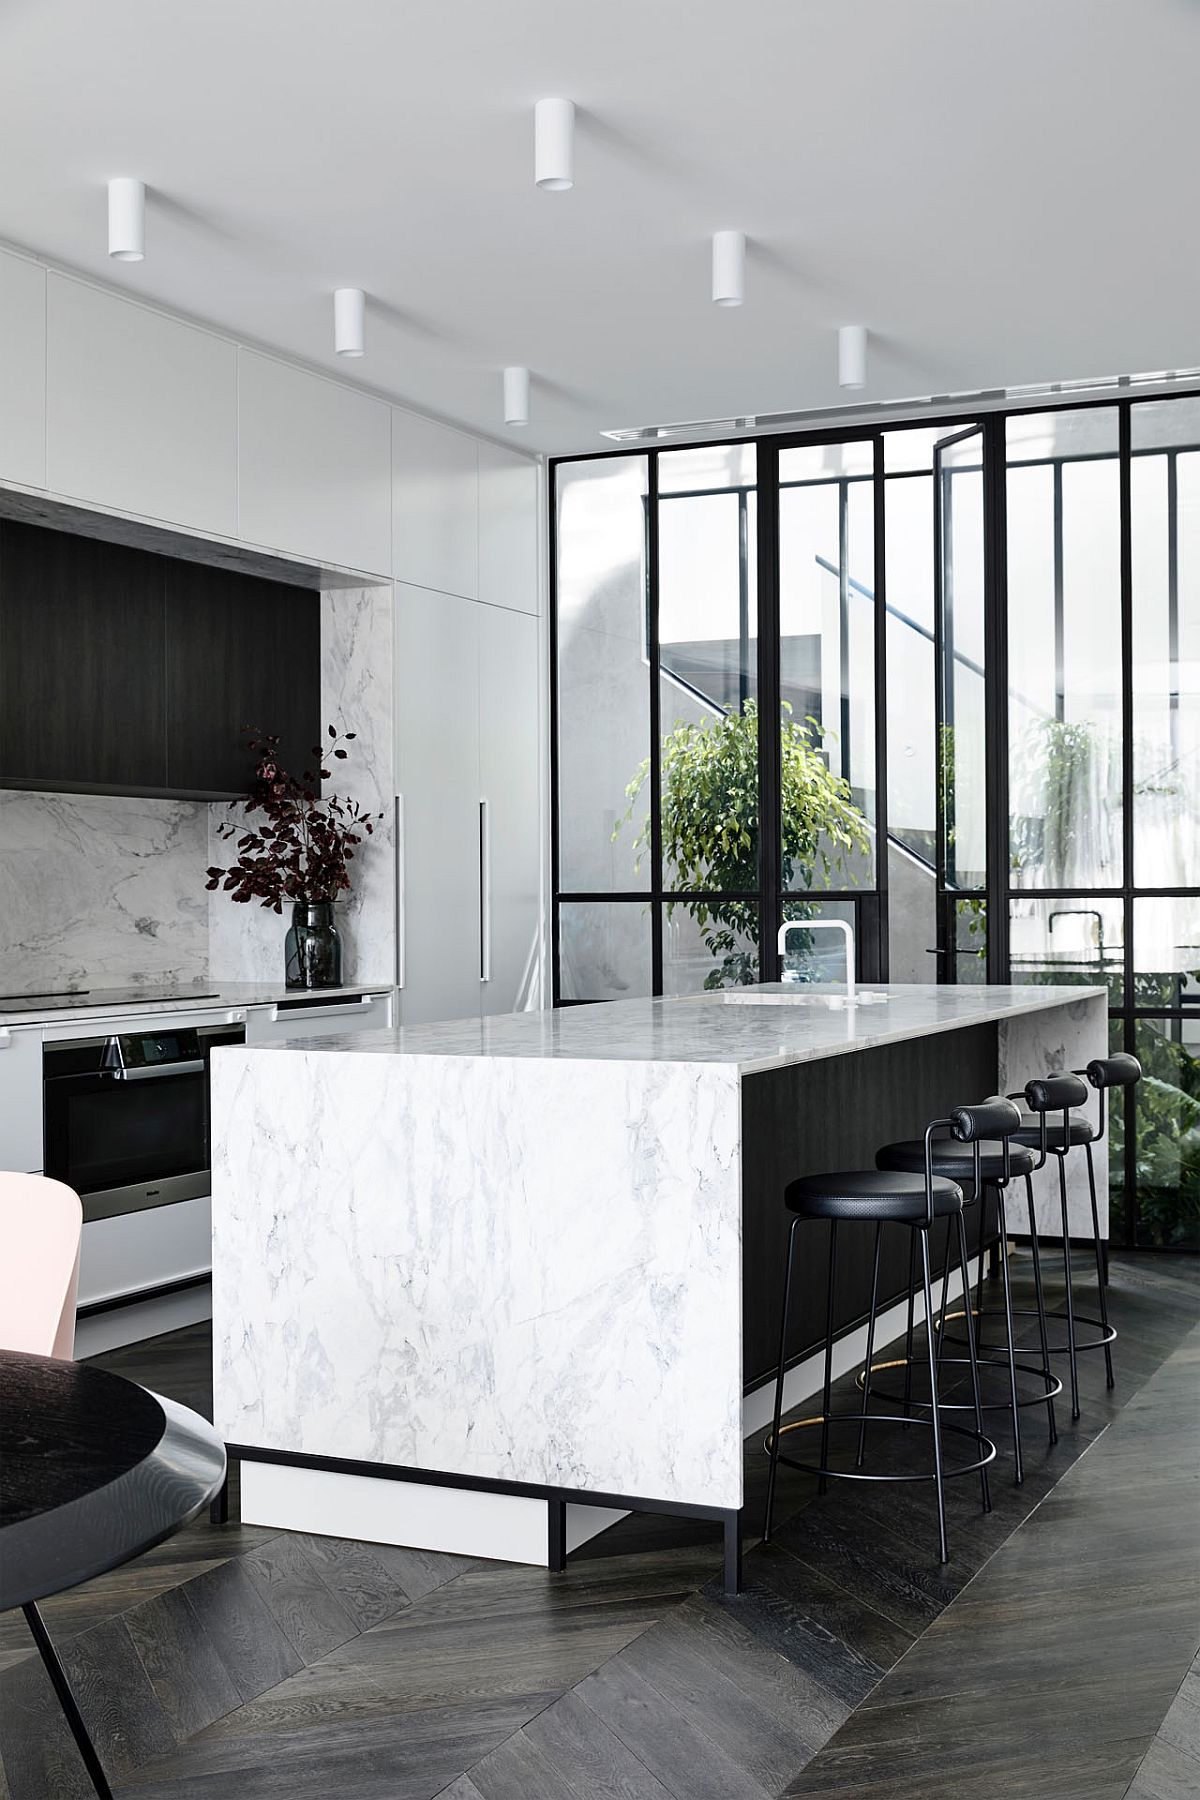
<box><xmin>212</xmin><ymin>1047</ymin><xmax>744</xmax><ymax>1509</ymax></box>
<box><xmin>0</xmin><ymin>790</ymin><xmax>209</xmax><ymax>993</ymax></box>
<box><xmin>208</xmin><ymin>583</ymin><xmax>394</xmax><ymax>986</ymax></box>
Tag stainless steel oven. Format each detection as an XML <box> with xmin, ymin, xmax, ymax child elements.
<box><xmin>43</xmin><ymin>1020</ymin><xmax>245</xmax><ymax>1222</ymax></box>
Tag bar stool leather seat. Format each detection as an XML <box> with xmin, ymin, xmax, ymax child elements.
<box><xmin>785</xmin><ymin>1170</ymin><xmax>964</xmax><ymax>1224</ymax></box>
<box><xmin>1011</xmin><ymin>1114</ymin><xmax>1095</xmax><ymax>1150</ymax></box>
<box><xmin>876</xmin><ymin>1139</ymin><xmax>1036</xmax><ymax>1183</ymax></box>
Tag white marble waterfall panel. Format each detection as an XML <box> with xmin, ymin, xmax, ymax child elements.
<box><xmin>997</xmin><ymin>992</ymin><xmax>1109</xmax><ymax>1238</ymax></box>
<box><xmin>208</xmin><ymin>583</ymin><xmax>394</xmax><ymax>986</ymax></box>
<box><xmin>211</xmin><ymin>1048</ymin><xmax>744</xmax><ymax>1510</ymax></box>
<box><xmin>0</xmin><ymin>790</ymin><xmax>209</xmax><ymax>991</ymax></box>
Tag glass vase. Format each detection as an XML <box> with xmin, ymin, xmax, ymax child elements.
<box><xmin>284</xmin><ymin>900</ymin><xmax>343</xmax><ymax>990</ymax></box>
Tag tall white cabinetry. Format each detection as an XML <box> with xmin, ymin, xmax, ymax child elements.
<box><xmin>393</xmin><ymin>410</ymin><xmax>542</xmax><ymax>1027</ymax></box>
<box><xmin>0</xmin><ymin>250</ymin><xmax>46</xmax><ymax>489</ymax></box>
<box><xmin>395</xmin><ymin>586</ymin><xmax>540</xmax><ymax>1025</ymax></box>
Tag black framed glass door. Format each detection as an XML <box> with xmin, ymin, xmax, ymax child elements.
<box><xmin>933</xmin><ymin>425</ymin><xmax>987</xmax><ymax>984</ymax></box>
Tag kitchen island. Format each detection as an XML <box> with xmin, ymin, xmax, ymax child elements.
<box><xmin>210</xmin><ymin>983</ymin><xmax>1106</xmax><ymax>1586</ymax></box>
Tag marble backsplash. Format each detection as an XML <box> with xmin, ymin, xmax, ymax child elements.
<box><xmin>0</xmin><ymin>789</ymin><xmax>210</xmax><ymax>993</ymax></box>
<box><xmin>0</xmin><ymin>583</ymin><xmax>396</xmax><ymax>995</ymax></box>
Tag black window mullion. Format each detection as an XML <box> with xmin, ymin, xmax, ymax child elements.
<box><xmin>983</xmin><ymin>413</ymin><xmax>1010</xmax><ymax>983</ymax></box>
<box><xmin>757</xmin><ymin>439</ymin><xmax>782</xmax><ymax>979</ymax></box>
<box><xmin>647</xmin><ymin>451</ymin><xmax>663</xmax><ymax>996</ymax></box>
<box><xmin>1119</xmin><ymin>399</ymin><xmax>1137</xmax><ymax>1247</ymax></box>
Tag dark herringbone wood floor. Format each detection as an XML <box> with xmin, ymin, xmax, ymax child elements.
<box><xmin>0</xmin><ymin>1251</ymin><xmax>1196</xmax><ymax>1800</ymax></box>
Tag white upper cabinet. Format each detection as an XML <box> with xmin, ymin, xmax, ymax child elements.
<box><xmin>239</xmin><ymin>351</ymin><xmax>391</xmax><ymax>575</ymax></box>
<box><xmin>478</xmin><ymin>440</ymin><xmax>540</xmax><ymax>616</ymax></box>
<box><xmin>46</xmin><ymin>276</ymin><xmax>237</xmax><ymax>536</ymax></box>
<box><xmin>0</xmin><ymin>251</ymin><xmax>46</xmax><ymax>490</ymax></box>
<box><xmin>391</xmin><ymin>408</ymin><xmax>478</xmax><ymax>599</ymax></box>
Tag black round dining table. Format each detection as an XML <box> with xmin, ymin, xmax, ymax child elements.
<box><xmin>0</xmin><ymin>1348</ymin><xmax>226</xmax><ymax>1799</ymax></box>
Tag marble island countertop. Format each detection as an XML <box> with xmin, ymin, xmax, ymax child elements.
<box><xmin>248</xmin><ymin>982</ymin><xmax>1106</xmax><ymax>1076</ymax></box>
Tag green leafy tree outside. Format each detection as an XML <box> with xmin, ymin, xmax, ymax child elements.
<box><xmin>616</xmin><ymin>700</ymin><xmax>871</xmax><ymax>988</ymax></box>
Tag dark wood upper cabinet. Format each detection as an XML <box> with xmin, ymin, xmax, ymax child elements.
<box><xmin>165</xmin><ymin>564</ymin><xmax>320</xmax><ymax>796</ymax></box>
<box><xmin>0</xmin><ymin>522</ymin><xmax>167</xmax><ymax>790</ymax></box>
<box><xmin>0</xmin><ymin>519</ymin><xmax>320</xmax><ymax>799</ymax></box>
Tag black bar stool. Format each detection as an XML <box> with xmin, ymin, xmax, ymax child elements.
<box><xmin>762</xmin><ymin>1104</ymin><xmax>1000</xmax><ymax>1565</ymax></box>
<box><xmin>873</xmin><ymin>1097</ymin><xmax>1060</xmax><ymax>1485</ymax></box>
<box><xmin>1011</xmin><ymin>1055</ymin><xmax>1139</xmax><ymax>1418</ymax></box>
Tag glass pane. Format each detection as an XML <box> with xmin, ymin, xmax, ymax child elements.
<box><xmin>556</xmin><ymin>457</ymin><xmax>650</xmax><ymax>892</ymax></box>
<box><xmin>780</xmin><ymin>441</ymin><xmax>874</xmax><ymax>482</ymax></box>
<box><xmin>658</xmin><ymin>440</ymin><xmax>757</xmax><ymax>494</ymax></box>
<box><xmin>1007</xmin><ymin>409</ymin><xmax>1123</xmax><ymax>889</ymax></box>
<box><xmin>938</xmin><ymin>433</ymin><xmax>986</xmax><ymax>891</ymax></box>
<box><xmin>779</xmin><ymin>460</ymin><xmax>875</xmax><ymax>893</ymax></box>
<box><xmin>1133</xmin><ymin>896</ymin><xmax>1200</xmax><ymax>1010</ymax></box>
<box><xmin>658</xmin><ymin>447</ymin><xmax>758</xmax><ymax>895</ymax></box>
<box><xmin>955</xmin><ymin>897</ymin><xmax>987</xmax><ymax>984</ymax></box>
<box><xmin>883</xmin><ymin>426</ymin><xmax>949</xmax><ymax>475</ymax></box>
<box><xmin>1131</xmin><ymin>398</ymin><xmax>1200</xmax><ymax>887</ymax></box>
<box><xmin>558</xmin><ymin>901</ymin><xmax>652</xmax><ymax>1002</ymax></box>
<box><xmin>1131</xmin><ymin>1018</ymin><xmax>1200</xmax><ymax>1249</ymax></box>
<box><xmin>663</xmin><ymin>899</ymin><xmax>759</xmax><ymax>993</ymax></box>
<box><xmin>1009</xmin><ymin>896</ymin><xmax>1124</xmax><ymax>1005</ymax></box>
<box><xmin>779</xmin><ymin>897</ymin><xmax>857</xmax><ymax>985</ymax></box>
<box><xmin>885</xmin><ymin>474</ymin><xmax>936</xmax><ymax>868</ymax></box>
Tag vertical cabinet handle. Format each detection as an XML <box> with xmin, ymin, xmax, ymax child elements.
<box><xmin>394</xmin><ymin>795</ymin><xmax>406</xmax><ymax>990</ymax></box>
<box><xmin>479</xmin><ymin>798</ymin><xmax>492</xmax><ymax>983</ymax></box>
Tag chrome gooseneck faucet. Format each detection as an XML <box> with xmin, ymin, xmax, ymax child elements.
<box><xmin>778</xmin><ymin>917</ymin><xmax>856</xmax><ymax>1004</ymax></box>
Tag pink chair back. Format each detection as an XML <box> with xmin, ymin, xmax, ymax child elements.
<box><xmin>0</xmin><ymin>1172</ymin><xmax>83</xmax><ymax>1359</ymax></box>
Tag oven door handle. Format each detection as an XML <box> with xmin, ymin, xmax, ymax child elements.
<box><xmin>113</xmin><ymin>1059</ymin><xmax>206</xmax><ymax>1082</ymax></box>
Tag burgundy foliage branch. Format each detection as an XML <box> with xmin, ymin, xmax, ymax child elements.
<box><xmin>206</xmin><ymin>727</ymin><xmax>383</xmax><ymax>913</ymax></box>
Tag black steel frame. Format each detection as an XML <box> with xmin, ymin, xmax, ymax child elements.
<box><xmin>549</xmin><ymin>389</ymin><xmax>1200</xmax><ymax>1252</ymax></box>
<box><xmin>214</xmin><ymin>1445</ymin><xmax>743</xmax><ymax>1596</ymax></box>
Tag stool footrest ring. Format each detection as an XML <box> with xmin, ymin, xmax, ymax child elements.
<box><xmin>764</xmin><ymin>1411</ymin><xmax>996</xmax><ymax>1483</ymax></box>
<box><xmin>855</xmin><ymin>1355</ymin><xmax>1063</xmax><ymax>1413</ymax></box>
<box><xmin>940</xmin><ymin>1306</ymin><xmax>1116</xmax><ymax>1357</ymax></box>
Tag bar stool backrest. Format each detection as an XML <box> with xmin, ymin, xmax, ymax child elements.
<box><xmin>1022</xmin><ymin>1071</ymin><xmax>1089</xmax><ymax>1165</ymax></box>
<box><xmin>943</xmin><ymin>1094</ymin><xmax>1023</xmax><ymax>1191</ymax></box>
<box><xmin>1083</xmin><ymin>1052</ymin><xmax>1142</xmax><ymax>1138</ymax></box>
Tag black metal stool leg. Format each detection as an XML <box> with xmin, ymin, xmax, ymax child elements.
<box><xmin>1025</xmin><ymin>1173</ymin><xmax>1058</xmax><ymax>1445</ymax></box>
<box><xmin>902</xmin><ymin>1231</ymin><xmax>917</xmax><ymax>1418</ymax></box>
<box><xmin>918</xmin><ymin>1225</ymin><xmax>949</xmax><ymax>1563</ymax></box>
<box><xmin>857</xmin><ymin>1223</ymin><xmax>883</xmax><ymax>1467</ymax></box>
<box><xmin>993</xmin><ymin>1185</ymin><xmax>1024</xmax><ymax>1484</ymax></box>
<box><xmin>935</xmin><ymin>1213</ymin><xmax>954</xmax><ymax>1371</ymax></box>
<box><xmin>1057</xmin><ymin>1154</ymin><xmax>1081</xmax><ymax>1420</ymax></box>
<box><xmin>818</xmin><ymin>1221</ymin><xmax>838</xmax><ymax>1496</ymax></box>
<box><xmin>23</xmin><ymin>1602</ymin><xmax>114</xmax><ymax>1800</ymax></box>
<box><xmin>975</xmin><ymin>1183</ymin><xmax>989</xmax><ymax>1332</ymax></box>
<box><xmin>1085</xmin><ymin>1141</ymin><xmax>1115</xmax><ymax>1389</ymax></box>
<box><xmin>763</xmin><ymin>1215</ymin><xmax>801</xmax><ymax>1541</ymax></box>
<box><xmin>954</xmin><ymin>1209</ymin><xmax>992</xmax><ymax>1514</ymax></box>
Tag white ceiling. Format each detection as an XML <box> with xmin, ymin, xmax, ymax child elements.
<box><xmin>1</xmin><ymin>0</ymin><xmax>1196</xmax><ymax>457</ymax></box>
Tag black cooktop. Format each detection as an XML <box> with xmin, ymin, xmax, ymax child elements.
<box><xmin>0</xmin><ymin>987</ymin><xmax>219</xmax><ymax>1016</ymax></box>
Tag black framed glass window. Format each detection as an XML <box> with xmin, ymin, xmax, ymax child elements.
<box><xmin>551</xmin><ymin>391</ymin><xmax>1200</xmax><ymax>1252</ymax></box>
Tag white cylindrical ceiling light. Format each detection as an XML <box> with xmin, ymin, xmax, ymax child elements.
<box><xmin>334</xmin><ymin>287</ymin><xmax>365</xmax><ymax>358</ymax></box>
<box><xmin>503</xmin><ymin>365</ymin><xmax>530</xmax><ymax>426</ymax></box>
<box><xmin>108</xmin><ymin>178</ymin><xmax>145</xmax><ymax>261</ymax></box>
<box><xmin>712</xmin><ymin>231</ymin><xmax>745</xmax><ymax>307</ymax></box>
<box><xmin>535</xmin><ymin>98</ymin><xmax>575</xmax><ymax>190</ymax></box>
<box><xmin>838</xmin><ymin>324</ymin><xmax>867</xmax><ymax>390</ymax></box>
